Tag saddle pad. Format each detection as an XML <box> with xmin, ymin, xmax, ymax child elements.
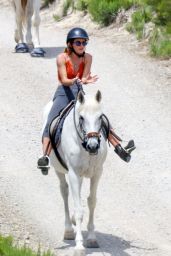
<box><xmin>49</xmin><ymin>100</ymin><xmax>75</xmax><ymax>170</ymax></box>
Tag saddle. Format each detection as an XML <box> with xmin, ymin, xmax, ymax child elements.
<box><xmin>49</xmin><ymin>100</ymin><xmax>75</xmax><ymax>170</ymax></box>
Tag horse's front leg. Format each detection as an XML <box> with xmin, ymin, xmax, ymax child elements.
<box><xmin>12</xmin><ymin>1</ymin><xmax>20</xmax><ymax>43</ymax></box>
<box><xmin>56</xmin><ymin>172</ymin><xmax>75</xmax><ymax>240</ymax></box>
<box><xmin>15</xmin><ymin>10</ymin><xmax>23</xmax><ymax>43</ymax></box>
<box><xmin>13</xmin><ymin>2</ymin><xmax>29</xmax><ymax>53</ymax></box>
<box><xmin>68</xmin><ymin>169</ymin><xmax>85</xmax><ymax>255</ymax></box>
<box><xmin>25</xmin><ymin>3</ymin><xmax>33</xmax><ymax>45</ymax></box>
<box><xmin>31</xmin><ymin>0</ymin><xmax>45</xmax><ymax>57</ymax></box>
<box><xmin>32</xmin><ymin>0</ymin><xmax>40</xmax><ymax>47</ymax></box>
<box><xmin>86</xmin><ymin>171</ymin><xmax>102</xmax><ymax>248</ymax></box>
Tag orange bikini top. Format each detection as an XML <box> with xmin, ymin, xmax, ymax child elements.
<box><xmin>58</xmin><ymin>53</ymin><xmax>85</xmax><ymax>82</ymax></box>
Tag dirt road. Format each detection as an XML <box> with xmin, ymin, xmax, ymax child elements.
<box><xmin>0</xmin><ymin>3</ymin><xmax>171</xmax><ymax>256</ymax></box>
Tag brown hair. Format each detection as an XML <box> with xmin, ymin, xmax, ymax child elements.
<box><xmin>64</xmin><ymin>42</ymin><xmax>73</xmax><ymax>55</ymax></box>
<box><xmin>21</xmin><ymin>0</ymin><xmax>27</xmax><ymax>10</ymax></box>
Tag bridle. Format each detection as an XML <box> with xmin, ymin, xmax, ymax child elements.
<box><xmin>73</xmin><ymin>97</ymin><xmax>102</xmax><ymax>154</ymax></box>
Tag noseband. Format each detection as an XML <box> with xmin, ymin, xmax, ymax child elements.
<box><xmin>73</xmin><ymin>103</ymin><xmax>102</xmax><ymax>153</ymax></box>
<box><xmin>81</xmin><ymin>131</ymin><xmax>101</xmax><ymax>152</ymax></box>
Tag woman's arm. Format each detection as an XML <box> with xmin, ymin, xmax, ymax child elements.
<box><xmin>57</xmin><ymin>53</ymin><xmax>77</xmax><ymax>86</ymax></box>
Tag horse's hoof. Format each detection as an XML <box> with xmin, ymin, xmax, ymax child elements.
<box><xmin>86</xmin><ymin>239</ymin><xmax>99</xmax><ymax>248</ymax></box>
<box><xmin>30</xmin><ymin>47</ymin><xmax>45</xmax><ymax>57</ymax></box>
<box><xmin>64</xmin><ymin>230</ymin><xmax>75</xmax><ymax>240</ymax></box>
<box><xmin>15</xmin><ymin>43</ymin><xmax>29</xmax><ymax>53</ymax></box>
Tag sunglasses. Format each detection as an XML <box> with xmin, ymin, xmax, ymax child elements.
<box><xmin>73</xmin><ymin>40</ymin><xmax>88</xmax><ymax>46</ymax></box>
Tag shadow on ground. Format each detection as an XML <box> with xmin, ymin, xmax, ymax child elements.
<box><xmin>43</xmin><ymin>46</ymin><xmax>65</xmax><ymax>59</ymax></box>
<box><xmin>56</xmin><ymin>231</ymin><xmax>133</xmax><ymax>256</ymax></box>
<box><xmin>55</xmin><ymin>231</ymin><xmax>157</xmax><ymax>255</ymax></box>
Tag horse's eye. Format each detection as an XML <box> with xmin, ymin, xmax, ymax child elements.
<box><xmin>79</xmin><ymin>116</ymin><xmax>84</xmax><ymax>123</ymax></box>
<box><xmin>79</xmin><ymin>116</ymin><xmax>84</xmax><ymax>125</ymax></box>
<box><xmin>79</xmin><ymin>116</ymin><xmax>84</xmax><ymax>130</ymax></box>
<box><xmin>99</xmin><ymin>115</ymin><xmax>103</xmax><ymax>123</ymax></box>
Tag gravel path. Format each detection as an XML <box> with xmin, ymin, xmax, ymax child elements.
<box><xmin>0</xmin><ymin>2</ymin><xmax>171</xmax><ymax>256</ymax></box>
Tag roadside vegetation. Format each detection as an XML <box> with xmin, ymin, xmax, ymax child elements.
<box><xmin>43</xmin><ymin>0</ymin><xmax>171</xmax><ymax>58</ymax></box>
<box><xmin>0</xmin><ymin>235</ymin><xmax>54</xmax><ymax>256</ymax></box>
<box><xmin>126</xmin><ymin>0</ymin><xmax>171</xmax><ymax>58</ymax></box>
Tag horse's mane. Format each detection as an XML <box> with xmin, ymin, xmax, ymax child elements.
<box><xmin>21</xmin><ymin>0</ymin><xmax>27</xmax><ymax>10</ymax></box>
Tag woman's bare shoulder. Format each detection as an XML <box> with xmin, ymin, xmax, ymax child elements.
<box><xmin>84</xmin><ymin>52</ymin><xmax>92</xmax><ymax>62</ymax></box>
<box><xmin>85</xmin><ymin>52</ymin><xmax>92</xmax><ymax>58</ymax></box>
<box><xmin>56</xmin><ymin>52</ymin><xmax>67</xmax><ymax>64</ymax></box>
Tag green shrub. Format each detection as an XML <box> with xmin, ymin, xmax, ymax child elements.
<box><xmin>150</xmin><ymin>28</ymin><xmax>171</xmax><ymax>57</ymax></box>
<box><xmin>120</xmin><ymin>0</ymin><xmax>136</xmax><ymax>10</ymax></box>
<box><xmin>88</xmin><ymin>0</ymin><xmax>120</xmax><ymax>26</ymax></box>
<box><xmin>150</xmin><ymin>40</ymin><xmax>171</xmax><ymax>58</ymax></box>
<box><xmin>0</xmin><ymin>235</ymin><xmax>54</xmax><ymax>256</ymax></box>
<box><xmin>127</xmin><ymin>9</ymin><xmax>144</xmax><ymax>39</ymax></box>
<box><xmin>87</xmin><ymin>0</ymin><xmax>134</xmax><ymax>26</ymax></box>
<box><xmin>141</xmin><ymin>0</ymin><xmax>171</xmax><ymax>26</ymax></box>
<box><xmin>150</xmin><ymin>39</ymin><xmax>171</xmax><ymax>57</ymax></box>
<box><xmin>132</xmin><ymin>9</ymin><xmax>145</xmax><ymax>38</ymax></box>
<box><xmin>53</xmin><ymin>14</ymin><xmax>61</xmax><ymax>21</ymax></box>
<box><xmin>76</xmin><ymin>0</ymin><xmax>89</xmax><ymax>11</ymax></box>
<box><xmin>165</xmin><ymin>22</ymin><xmax>171</xmax><ymax>34</ymax></box>
<box><xmin>62</xmin><ymin>0</ymin><xmax>73</xmax><ymax>16</ymax></box>
<box><xmin>126</xmin><ymin>5</ymin><xmax>153</xmax><ymax>39</ymax></box>
<box><xmin>42</xmin><ymin>0</ymin><xmax>55</xmax><ymax>7</ymax></box>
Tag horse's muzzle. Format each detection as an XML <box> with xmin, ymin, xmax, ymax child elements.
<box><xmin>83</xmin><ymin>135</ymin><xmax>101</xmax><ymax>155</ymax></box>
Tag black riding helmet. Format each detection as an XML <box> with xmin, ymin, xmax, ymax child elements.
<box><xmin>66</xmin><ymin>27</ymin><xmax>89</xmax><ymax>43</ymax></box>
<box><xmin>66</xmin><ymin>27</ymin><xmax>89</xmax><ymax>57</ymax></box>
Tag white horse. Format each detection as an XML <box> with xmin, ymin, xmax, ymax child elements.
<box><xmin>12</xmin><ymin>0</ymin><xmax>45</xmax><ymax>56</ymax></box>
<box><xmin>43</xmin><ymin>90</ymin><xmax>107</xmax><ymax>255</ymax></box>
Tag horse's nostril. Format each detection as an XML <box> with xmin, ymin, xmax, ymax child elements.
<box><xmin>87</xmin><ymin>141</ymin><xmax>100</xmax><ymax>153</ymax></box>
<box><xmin>94</xmin><ymin>144</ymin><xmax>99</xmax><ymax>150</ymax></box>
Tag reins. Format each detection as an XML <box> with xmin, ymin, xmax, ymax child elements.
<box><xmin>73</xmin><ymin>100</ymin><xmax>84</xmax><ymax>142</ymax></box>
<box><xmin>73</xmin><ymin>81</ymin><xmax>102</xmax><ymax>152</ymax></box>
<box><xmin>73</xmin><ymin>103</ymin><xmax>102</xmax><ymax>152</ymax></box>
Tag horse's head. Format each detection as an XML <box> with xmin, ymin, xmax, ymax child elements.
<box><xmin>75</xmin><ymin>90</ymin><xmax>103</xmax><ymax>155</ymax></box>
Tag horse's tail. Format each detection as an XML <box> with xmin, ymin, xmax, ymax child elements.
<box><xmin>21</xmin><ymin>0</ymin><xmax>27</xmax><ymax>11</ymax></box>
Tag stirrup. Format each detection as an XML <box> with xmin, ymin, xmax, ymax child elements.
<box><xmin>37</xmin><ymin>155</ymin><xmax>50</xmax><ymax>175</ymax></box>
<box><xmin>114</xmin><ymin>145</ymin><xmax>131</xmax><ymax>163</ymax></box>
<box><xmin>124</xmin><ymin>140</ymin><xmax>136</xmax><ymax>154</ymax></box>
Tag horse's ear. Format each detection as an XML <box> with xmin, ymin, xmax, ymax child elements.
<box><xmin>77</xmin><ymin>90</ymin><xmax>85</xmax><ymax>104</ymax></box>
<box><xmin>95</xmin><ymin>90</ymin><xmax>102</xmax><ymax>103</ymax></box>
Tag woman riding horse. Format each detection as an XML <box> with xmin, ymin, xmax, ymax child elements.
<box><xmin>37</xmin><ymin>27</ymin><xmax>135</xmax><ymax>172</ymax></box>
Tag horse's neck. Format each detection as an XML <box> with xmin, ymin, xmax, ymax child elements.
<box><xmin>62</xmin><ymin>108</ymin><xmax>81</xmax><ymax>144</ymax></box>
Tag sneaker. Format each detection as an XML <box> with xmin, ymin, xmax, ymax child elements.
<box><xmin>37</xmin><ymin>155</ymin><xmax>50</xmax><ymax>175</ymax></box>
<box><xmin>114</xmin><ymin>145</ymin><xmax>131</xmax><ymax>163</ymax></box>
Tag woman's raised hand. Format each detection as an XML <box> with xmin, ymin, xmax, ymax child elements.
<box><xmin>82</xmin><ymin>73</ymin><xmax>99</xmax><ymax>84</ymax></box>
